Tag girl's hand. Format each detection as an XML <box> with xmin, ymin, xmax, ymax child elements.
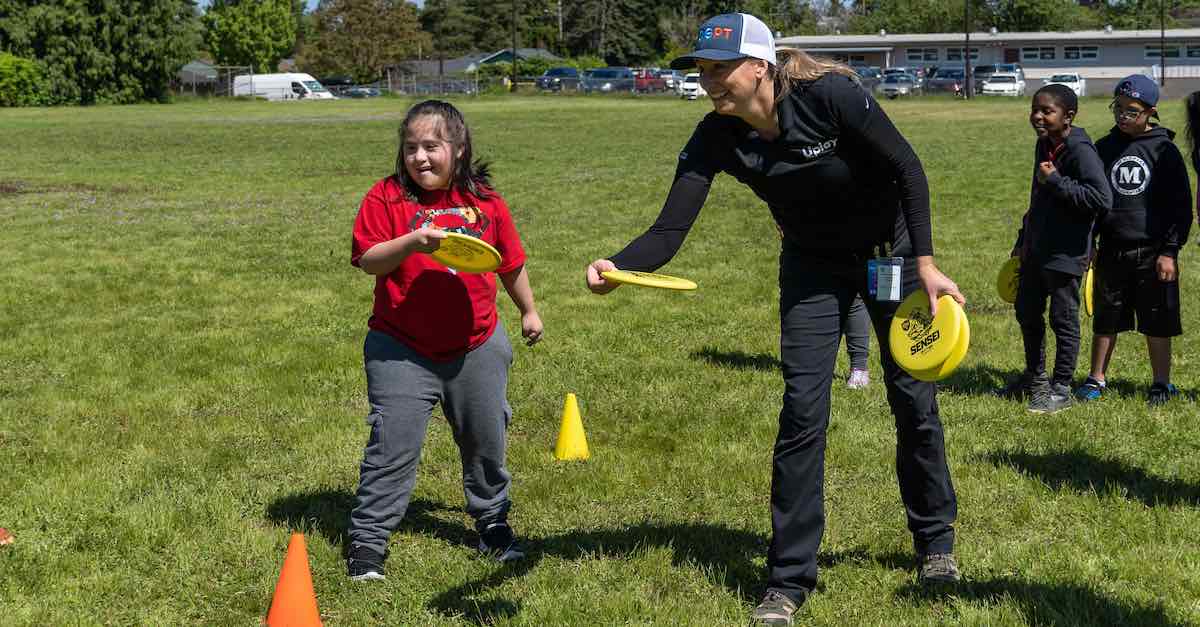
<box><xmin>917</xmin><ymin>260</ymin><xmax>966</xmax><ymax>317</ymax></box>
<box><xmin>1036</xmin><ymin>161</ymin><xmax>1057</xmax><ymax>183</ymax></box>
<box><xmin>586</xmin><ymin>259</ymin><xmax>620</xmax><ymax>294</ymax></box>
<box><xmin>521</xmin><ymin>310</ymin><xmax>543</xmax><ymax>346</ymax></box>
<box><xmin>408</xmin><ymin>227</ymin><xmax>447</xmax><ymax>253</ymax></box>
<box><xmin>1157</xmin><ymin>255</ymin><xmax>1178</xmax><ymax>282</ymax></box>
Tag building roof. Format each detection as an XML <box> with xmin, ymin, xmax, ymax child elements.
<box><xmin>178</xmin><ymin>60</ymin><xmax>217</xmax><ymax>83</ymax></box>
<box><xmin>476</xmin><ymin>47</ymin><xmax>562</xmax><ymax>64</ymax></box>
<box><xmin>778</xmin><ymin>27</ymin><xmax>1200</xmax><ymax>48</ymax></box>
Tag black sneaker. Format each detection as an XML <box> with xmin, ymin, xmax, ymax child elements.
<box><xmin>996</xmin><ymin>372</ymin><xmax>1036</xmax><ymax>400</ymax></box>
<box><xmin>1028</xmin><ymin>380</ymin><xmax>1071</xmax><ymax>414</ymax></box>
<box><xmin>749</xmin><ymin>589</ymin><xmax>801</xmax><ymax>626</ymax></box>
<box><xmin>477</xmin><ymin>521</ymin><xmax>525</xmax><ymax>562</ymax></box>
<box><xmin>917</xmin><ymin>552</ymin><xmax>961</xmax><ymax>584</ymax></box>
<box><xmin>1148</xmin><ymin>382</ymin><xmax>1180</xmax><ymax>407</ymax></box>
<box><xmin>347</xmin><ymin>543</ymin><xmax>386</xmax><ymax>581</ymax></box>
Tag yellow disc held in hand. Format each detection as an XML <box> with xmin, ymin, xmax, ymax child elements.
<box><xmin>996</xmin><ymin>257</ymin><xmax>1020</xmax><ymax>304</ymax></box>
<box><xmin>909</xmin><ymin>302</ymin><xmax>970</xmax><ymax>382</ymax></box>
<box><xmin>1083</xmin><ymin>265</ymin><xmax>1094</xmax><ymax>317</ymax></box>
<box><xmin>889</xmin><ymin>292</ymin><xmax>963</xmax><ymax>374</ymax></box>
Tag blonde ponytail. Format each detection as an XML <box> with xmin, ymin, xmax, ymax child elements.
<box><xmin>773</xmin><ymin>48</ymin><xmax>860</xmax><ymax>102</ymax></box>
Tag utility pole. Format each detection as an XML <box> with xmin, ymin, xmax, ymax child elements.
<box><xmin>511</xmin><ymin>0</ymin><xmax>519</xmax><ymax>91</ymax></box>
<box><xmin>964</xmin><ymin>0</ymin><xmax>972</xmax><ymax>99</ymax></box>
<box><xmin>1160</xmin><ymin>0</ymin><xmax>1167</xmax><ymax>87</ymax></box>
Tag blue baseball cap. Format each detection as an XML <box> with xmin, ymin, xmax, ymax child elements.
<box><xmin>669</xmin><ymin>13</ymin><xmax>777</xmax><ymax>71</ymax></box>
<box><xmin>1114</xmin><ymin>74</ymin><xmax>1159</xmax><ymax>107</ymax></box>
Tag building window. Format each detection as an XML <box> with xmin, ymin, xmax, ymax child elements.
<box><xmin>907</xmin><ymin>48</ymin><xmax>938</xmax><ymax>62</ymax></box>
<box><xmin>849</xmin><ymin>54</ymin><xmax>866</xmax><ymax>63</ymax></box>
<box><xmin>1146</xmin><ymin>45</ymin><xmax>1181</xmax><ymax>59</ymax></box>
<box><xmin>945</xmin><ymin>47</ymin><xmax>979</xmax><ymax>61</ymax></box>
<box><xmin>1022</xmin><ymin>47</ymin><xmax>1055</xmax><ymax>61</ymax></box>
<box><xmin>1187</xmin><ymin>45</ymin><xmax>1200</xmax><ymax>58</ymax></box>
<box><xmin>1064</xmin><ymin>46</ymin><xmax>1098</xmax><ymax>60</ymax></box>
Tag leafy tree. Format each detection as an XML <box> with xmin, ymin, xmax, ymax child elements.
<box><xmin>202</xmin><ymin>0</ymin><xmax>296</xmax><ymax>73</ymax></box>
<box><xmin>298</xmin><ymin>0</ymin><xmax>430</xmax><ymax>83</ymax></box>
<box><xmin>421</xmin><ymin>0</ymin><xmax>482</xmax><ymax>74</ymax></box>
<box><xmin>0</xmin><ymin>51</ymin><xmax>44</xmax><ymax>106</ymax></box>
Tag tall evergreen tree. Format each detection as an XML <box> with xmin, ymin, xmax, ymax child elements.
<box><xmin>202</xmin><ymin>0</ymin><xmax>296</xmax><ymax>73</ymax></box>
<box><xmin>298</xmin><ymin>0</ymin><xmax>430</xmax><ymax>83</ymax></box>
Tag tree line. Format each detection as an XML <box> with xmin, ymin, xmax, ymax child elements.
<box><xmin>1</xmin><ymin>0</ymin><xmax>1197</xmax><ymax>105</ymax></box>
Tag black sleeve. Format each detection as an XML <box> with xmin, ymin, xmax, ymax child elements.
<box><xmin>829</xmin><ymin>77</ymin><xmax>934</xmax><ymax>256</ymax></box>
<box><xmin>608</xmin><ymin>122</ymin><xmax>720</xmax><ymax>271</ymax></box>
<box><xmin>1156</xmin><ymin>144</ymin><xmax>1193</xmax><ymax>257</ymax></box>
<box><xmin>1044</xmin><ymin>141</ymin><xmax>1112</xmax><ymax>218</ymax></box>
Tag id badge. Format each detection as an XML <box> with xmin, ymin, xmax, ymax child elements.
<box><xmin>867</xmin><ymin>257</ymin><xmax>903</xmax><ymax>302</ymax></box>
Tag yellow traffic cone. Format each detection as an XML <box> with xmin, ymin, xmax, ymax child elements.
<box><xmin>554</xmin><ymin>393</ymin><xmax>589</xmax><ymax>460</ymax></box>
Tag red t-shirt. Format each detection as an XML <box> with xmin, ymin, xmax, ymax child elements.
<box><xmin>351</xmin><ymin>177</ymin><xmax>526</xmax><ymax>361</ymax></box>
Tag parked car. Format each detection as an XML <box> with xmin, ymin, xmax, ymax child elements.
<box><xmin>971</xmin><ymin>64</ymin><xmax>999</xmax><ymax>94</ymax></box>
<box><xmin>885</xmin><ymin>66</ymin><xmax>926</xmax><ymax>89</ymax></box>
<box><xmin>633</xmin><ymin>68</ymin><xmax>666</xmax><ymax>93</ymax></box>
<box><xmin>854</xmin><ymin>65</ymin><xmax>883</xmax><ymax>91</ymax></box>
<box><xmin>680</xmin><ymin>72</ymin><xmax>706</xmax><ymax>100</ymax></box>
<box><xmin>658</xmin><ymin>69</ymin><xmax>684</xmax><ymax>93</ymax></box>
<box><xmin>875</xmin><ymin>73</ymin><xmax>921</xmax><ymax>99</ymax></box>
<box><xmin>581</xmin><ymin>67</ymin><xmax>635</xmax><ymax>94</ymax></box>
<box><xmin>536</xmin><ymin>66</ymin><xmax>580</xmax><ymax>91</ymax></box>
<box><xmin>925</xmin><ymin>66</ymin><xmax>966</xmax><ymax>94</ymax></box>
<box><xmin>342</xmin><ymin>86</ymin><xmax>381</xmax><ymax>98</ymax></box>
<box><xmin>980</xmin><ymin>72</ymin><xmax>1025</xmax><ymax>97</ymax></box>
<box><xmin>1044</xmin><ymin>72</ymin><xmax>1086</xmax><ymax>97</ymax></box>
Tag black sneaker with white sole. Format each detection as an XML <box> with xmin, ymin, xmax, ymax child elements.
<box><xmin>477</xmin><ymin>521</ymin><xmax>526</xmax><ymax>562</ymax></box>
<box><xmin>749</xmin><ymin>589</ymin><xmax>802</xmax><ymax>626</ymax></box>
<box><xmin>347</xmin><ymin>543</ymin><xmax>386</xmax><ymax>581</ymax></box>
<box><xmin>917</xmin><ymin>552</ymin><xmax>961</xmax><ymax>585</ymax></box>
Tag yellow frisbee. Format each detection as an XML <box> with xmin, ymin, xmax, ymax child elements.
<box><xmin>996</xmin><ymin>257</ymin><xmax>1020</xmax><ymax>304</ymax></box>
<box><xmin>889</xmin><ymin>292</ymin><xmax>963</xmax><ymax>374</ymax></box>
<box><xmin>429</xmin><ymin>232</ymin><xmax>502</xmax><ymax>274</ymax></box>
<box><xmin>909</xmin><ymin>302</ymin><xmax>970</xmax><ymax>382</ymax></box>
<box><xmin>601</xmin><ymin>269</ymin><xmax>697</xmax><ymax>291</ymax></box>
<box><xmin>1083</xmin><ymin>265</ymin><xmax>1094</xmax><ymax>317</ymax></box>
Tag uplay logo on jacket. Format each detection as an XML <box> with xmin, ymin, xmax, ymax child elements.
<box><xmin>1110</xmin><ymin>155</ymin><xmax>1150</xmax><ymax>196</ymax></box>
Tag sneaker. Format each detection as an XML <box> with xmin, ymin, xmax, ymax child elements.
<box><xmin>1074</xmin><ymin>377</ymin><xmax>1105</xmax><ymax>401</ymax></box>
<box><xmin>996</xmin><ymin>372</ymin><xmax>1036</xmax><ymax>400</ymax></box>
<box><xmin>749</xmin><ymin>589</ymin><xmax>801</xmax><ymax>626</ymax></box>
<box><xmin>1147</xmin><ymin>382</ymin><xmax>1180</xmax><ymax>407</ymax></box>
<box><xmin>847</xmin><ymin>368</ymin><xmax>870</xmax><ymax>389</ymax></box>
<box><xmin>1028</xmin><ymin>380</ymin><xmax>1071</xmax><ymax>414</ymax></box>
<box><xmin>477</xmin><ymin>521</ymin><xmax>525</xmax><ymax>562</ymax></box>
<box><xmin>917</xmin><ymin>552</ymin><xmax>961</xmax><ymax>584</ymax></box>
<box><xmin>347</xmin><ymin>544</ymin><xmax>386</xmax><ymax>581</ymax></box>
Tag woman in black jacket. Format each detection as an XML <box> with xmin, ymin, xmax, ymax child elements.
<box><xmin>584</xmin><ymin>13</ymin><xmax>965</xmax><ymax>626</ymax></box>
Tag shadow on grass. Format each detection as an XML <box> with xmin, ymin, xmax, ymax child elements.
<box><xmin>983</xmin><ymin>448</ymin><xmax>1200</xmax><ymax>507</ymax></box>
<box><xmin>897</xmin><ymin>578</ymin><xmax>1185</xmax><ymax>626</ymax></box>
<box><xmin>934</xmin><ymin>363</ymin><xmax>1022</xmax><ymax>396</ymax></box>
<box><xmin>691</xmin><ymin>346</ymin><xmax>781</xmax><ymax>372</ymax></box>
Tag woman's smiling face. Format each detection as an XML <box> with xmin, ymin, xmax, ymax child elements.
<box><xmin>696</xmin><ymin>58</ymin><xmax>768</xmax><ymax>116</ymax></box>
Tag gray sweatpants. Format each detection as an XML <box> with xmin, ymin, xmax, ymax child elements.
<box><xmin>844</xmin><ymin>295</ymin><xmax>870</xmax><ymax>370</ymax></box>
<box><xmin>348</xmin><ymin>327</ymin><xmax>514</xmax><ymax>555</ymax></box>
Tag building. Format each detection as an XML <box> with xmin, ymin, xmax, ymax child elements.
<box><xmin>777</xmin><ymin>27</ymin><xmax>1200</xmax><ymax>97</ymax></box>
<box><xmin>392</xmin><ymin>48</ymin><xmax>561</xmax><ymax>78</ymax></box>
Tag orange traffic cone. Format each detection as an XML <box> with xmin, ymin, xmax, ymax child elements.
<box><xmin>265</xmin><ymin>533</ymin><xmax>322</xmax><ymax>627</ymax></box>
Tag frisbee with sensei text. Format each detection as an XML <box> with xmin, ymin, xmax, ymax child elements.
<box><xmin>601</xmin><ymin>269</ymin><xmax>697</xmax><ymax>291</ymax></box>
<box><xmin>429</xmin><ymin>232</ymin><xmax>502</xmax><ymax>274</ymax></box>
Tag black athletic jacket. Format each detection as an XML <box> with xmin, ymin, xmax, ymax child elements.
<box><xmin>1094</xmin><ymin>125</ymin><xmax>1193</xmax><ymax>258</ymax></box>
<box><xmin>1013</xmin><ymin>126</ymin><xmax>1112</xmax><ymax>276</ymax></box>
<box><xmin>609</xmin><ymin>72</ymin><xmax>933</xmax><ymax>270</ymax></box>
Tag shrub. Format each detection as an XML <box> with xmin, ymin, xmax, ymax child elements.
<box><xmin>0</xmin><ymin>53</ymin><xmax>46</xmax><ymax>107</ymax></box>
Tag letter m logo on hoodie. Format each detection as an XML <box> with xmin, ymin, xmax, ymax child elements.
<box><xmin>1111</xmin><ymin>155</ymin><xmax>1151</xmax><ymax>196</ymax></box>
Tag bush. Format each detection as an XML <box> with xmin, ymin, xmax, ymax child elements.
<box><xmin>0</xmin><ymin>53</ymin><xmax>46</xmax><ymax>106</ymax></box>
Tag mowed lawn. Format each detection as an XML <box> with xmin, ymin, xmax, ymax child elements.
<box><xmin>1</xmin><ymin>93</ymin><xmax>1198</xmax><ymax>626</ymax></box>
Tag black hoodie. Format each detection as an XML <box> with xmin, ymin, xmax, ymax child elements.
<box><xmin>1014</xmin><ymin>126</ymin><xmax>1112</xmax><ymax>276</ymax></box>
<box><xmin>1094</xmin><ymin>125</ymin><xmax>1193</xmax><ymax>257</ymax></box>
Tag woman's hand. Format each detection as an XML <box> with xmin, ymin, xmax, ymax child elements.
<box><xmin>407</xmin><ymin>227</ymin><xmax>447</xmax><ymax>254</ymax></box>
<box><xmin>916</xmin><ymin>257</ymin><xmax>965</xmax><ymax>317</ymax></box>
<box><xmin>586</xmin><ymin>259</ymin><xmax>620</xmax><ymax>294</ymax></box>
<box><xmin>521</xmin><ymin>310</ymin><xmax>544</xmax><ymax>346</ymax></box>
<box><xmin>1157</xmin><ymin>255</ymin><xmax>1178</xmax><ymax>282</ymax></box>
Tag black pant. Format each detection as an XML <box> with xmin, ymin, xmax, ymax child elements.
<box><xmin>1014</xmin><ymin>266</ymin><xmax>1081</xmax><ymax>387</ymax></box>
<box><xmin>770</xmin><ymin>245</ymin><xmax>958</xmax><ymax>603</ymax></box>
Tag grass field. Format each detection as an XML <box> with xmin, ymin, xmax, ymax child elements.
<box><xmin>1</xmin><ymin>93</ymin><xmax>1199</xmax><ymax>626</ymax></box>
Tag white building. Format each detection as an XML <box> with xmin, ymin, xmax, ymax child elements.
<box><xmin>777</xmin><ymin>27</ymin><xmax>1200</xmax><ymax>98</ymax></box>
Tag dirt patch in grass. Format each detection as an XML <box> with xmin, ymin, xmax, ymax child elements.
<box><xmin>0</xmin><ymin>180</ymin><xmax>136</xmax><ymax>196</ymax></box>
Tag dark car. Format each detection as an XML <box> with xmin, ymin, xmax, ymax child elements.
<box><xmin>581</xmin><ymin>67</ymin><xmax>635</xmax><ymax>94</ymax></box>
<box><xmin>854</xmin><ymin>65</ymin><xmax>883</xmax><ymax>91</ymax></box>
<box><xmin>536</xmin><ymin>66</ymin><xmax>580</xmax><ymax>92</ymax></box>
<box><xmin>926</xmin><ymin>66</ymin><xmax>966</xmax><ymax>94</ymax></box>
<box><xmin>343</xmin><ymin>86</ymin><xmax>381</xmax><ymax>98</ymax></box>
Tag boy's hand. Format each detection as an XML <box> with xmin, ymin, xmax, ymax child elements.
<box><xmin>408</xmin><ymin>227</ymin><xmax>447</xmax><ymax>253</ymax></box>
<box><xmin>521</xmin><ymin>310</ymin><xmax>543</xmax><ymax>346</ymax></box>
<box><xmin>1157</xmin><ymin>255</ymin><xmax>1178</xmax><ymax>282</ymax></box>
<box><xmin>1036</xmin><ymin>161</ymin><xmax>1057</xmax><ymax>183</ymax></box>
<box><xmin>586</xmin><ymin>259</ymin><xmax>620</xmax><ymax>294</ymax></box>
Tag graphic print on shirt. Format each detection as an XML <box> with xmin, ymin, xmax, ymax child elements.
<box><xmin>409</xmin><ymin>205</ymin><xmax>491</xmax><ymax>237</ymax></box>
<box><xmin>1110</xmin><ymin>155</ymin><xmax>1151</xmax><ymax>196</ymax></box>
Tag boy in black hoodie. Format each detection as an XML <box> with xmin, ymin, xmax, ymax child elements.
<box><xmin>999</xmin><ymin>84</ymin><xmax>1113</xmax><ymax>413</ymax></box>
<box><xmin>1077</xmin><ymin>75</ymin><xmax>1192</xmax><ymax>406</ymax></box>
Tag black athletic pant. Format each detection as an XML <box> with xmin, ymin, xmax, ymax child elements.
<box><xmin>769</xmin><ymin>243</ymin><xmax>958</xmax><ymax>603</ymax></box>
<box><xmin>1014</xmin><ymin>265</ymin><xmax>1081</xmax><ymax>388</ymax></box>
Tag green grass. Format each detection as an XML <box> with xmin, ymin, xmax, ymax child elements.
<box><xmin>1</xmin><ymin>94</ymin><xmax>1198</xmax><ymax>626</ymax></box>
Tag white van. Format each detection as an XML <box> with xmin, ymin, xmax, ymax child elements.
<box><xmin>232</xmin><ymin>73</ymin><xmax>336</xmax><ymax>101</ymax></box>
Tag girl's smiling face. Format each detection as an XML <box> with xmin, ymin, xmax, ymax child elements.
<box><xmin>403</xmin><ymin>115</ymin><xmax>461</xmax><ymax>191</ymax></box>
<box><xmin>1029</xmin><ymin>92</ymin><xmax>1073</xmax><ymax>139</ymax></box>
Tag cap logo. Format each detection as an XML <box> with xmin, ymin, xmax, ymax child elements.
<box><xmin>700</xmin><ymin>26</ymin><xmax>735</xmax><ymax>41</ymax></box>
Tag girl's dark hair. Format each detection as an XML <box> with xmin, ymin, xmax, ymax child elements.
<box><xmin>1033</xmin><ymin>83</ymin><xmax>1078</xmax><ymax>115</ymax></box>
<box><xmin>394</xmin><ymin>99</ymin><xmax>492</xmax><ymax>200</ymax></box>
<box><xmin>1185</xmin><ymin>91</ymin><xmax>1200</xmax><ymax>172</ymax></box>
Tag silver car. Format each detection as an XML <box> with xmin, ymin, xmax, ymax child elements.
<box><xmin>875</xmin><ymin>74</ymin><xmax>921</xmax><ymax>99</ymax></box>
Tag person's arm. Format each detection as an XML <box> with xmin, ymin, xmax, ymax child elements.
<box><xmin>1042</xmin><ymin>142</ymin><xmax>1113</xmax><ymax>218</ymax></box>
<box><xmin>499</xmin><ymin>264</ymin><xmax>543</xmax><ymax>345</ymax></box>
<box><xmin>357</xmin><ymin>228</ymin><xmax>447</xmax><ymax>275</ymax></box>
<box><xmin>1157</xmin><ymin>146</ymin><xmax>1193</xmax><ymax>259</ymax></box>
